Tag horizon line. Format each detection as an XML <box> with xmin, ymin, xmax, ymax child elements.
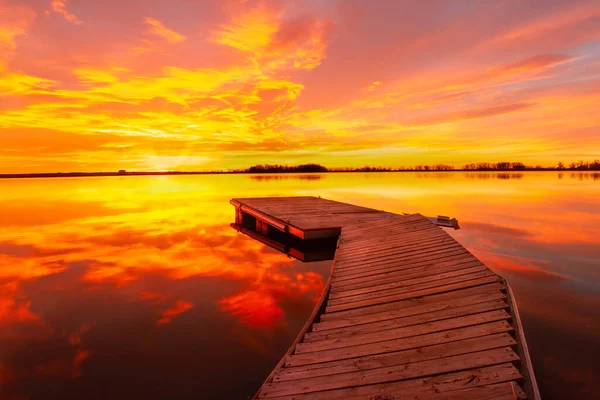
<box><xmin>1</xmin><ymin>169</ymin><xmax>598</xmax><ymax>179</ymax></box>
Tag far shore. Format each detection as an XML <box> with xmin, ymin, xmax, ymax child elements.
<box><xmin>1</xmin><ymin>169</ymin><xmax>598</xmax><ymax>179</ymax></box>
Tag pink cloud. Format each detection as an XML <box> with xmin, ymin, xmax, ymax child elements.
<box><xmin>50</xmin><ymin>0</ymin><xmax>82</xmax><ymax>25</ymax></box>
<box><xmin>144</xmin><ymin>17</ymin><xmax>185</xmax><ymax>43</ymax></box>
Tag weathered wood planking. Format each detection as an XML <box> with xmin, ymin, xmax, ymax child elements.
<box><xmin>230</xmin><ymin>197</ymin><xmax>539</xmax><ymax>400</ymax></box>
<box><xmin>231</xmin><ymin>196</ymin><xmax>457</xmax><ymax>239</ymax></box>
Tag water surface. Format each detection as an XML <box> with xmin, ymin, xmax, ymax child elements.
<box><xmin>0</xmin><ymin>172</ymin><xmax>598</xmax><ymax>399</ymax></box>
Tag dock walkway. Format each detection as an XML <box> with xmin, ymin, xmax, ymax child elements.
<box><xmin>230</xmin><ymin>197</ymin><xmax>539</xmax><ymax>400</ymax></box>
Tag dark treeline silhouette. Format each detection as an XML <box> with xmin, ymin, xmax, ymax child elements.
<box><xmin>463</xmin><ymin>160</ymin><xmax>600</xmax><ymax>171</ymax></box>
<box><xmin>240</xmin><ymin>163</ymin><xmax>328</xmax><ymax>173</ymax></box>
<box><xmin>330</xmin><ymin>166</ymin><xmax>396</xmax><ymax>172</ymax></box>
<box><xmin>3</xmin><ymin>160</ymin><xmax>600</xmax><ymax>179</ymax></box>
<box><xmin>250</xmin><ymin>174</ymin><xmax>322</xmax><ymax>181</ymax></box>
<box><xmin>413</xmin><ymin>164</ymin><xmax>455</xmax><ymax>171</ymax></box>
<box><xmin>240</xmin><ymin>160</ymin><xmax>600</xmax><ymax>173</ymax></box>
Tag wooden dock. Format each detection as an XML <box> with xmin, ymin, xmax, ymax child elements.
<box><xmin>230</xmin><ymin>197</ymin><xmax>539</xmax><ymax>400</ymax></box>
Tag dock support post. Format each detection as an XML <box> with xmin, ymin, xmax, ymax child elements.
<box><xmin>235</xmin><ymin>206</ymin><xmax>242</xmax><ymax>225</ymax></box>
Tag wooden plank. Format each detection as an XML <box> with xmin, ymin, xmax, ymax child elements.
<box><xmin>332</xmin><ymin>256</ymin><xmax>482</xmax><ymax>284</ymax></box>
<box><xmin>314</xmin><ymin>292</ymin><xmax>506</xmax><ymax>332</ymax></box>
<box><xmin>285</xmin><ymin>320</ymin><xmax>513</xmax><ymax>367</ymax></box>
<box><xmin>334</xmin><ymin>247</ymin><xmax>472</xmax><ymax>273</ymax></box>
<box><xmin>335</xmin><ymin>235</ymin><xmax>458</xmax><ymax>261</ymax></box>
<box><xmin>332</xmin><ymin>255</ymin><xmax>483</xmax><ymax>283</ymax></box>
<box><xmin>321</xmin><ymin>282</ymin><xmax>505</xmax><ymax>321</ymax></box>
<box><xmin>261</xmin><ymin>364</ymin><xmax>521</xmax><ymax>400</ymax></box>
<box><xmin>339</xmin><ymin>217</ymin><xmax>437</xmax><ymax>235</ymax></box>
<box><xmin>305</xmin><ymin>299</ymin><xmax>508</xmax><ymax>342</ymax></box>
<box><xmin>336</xmin><ymin>226</ymin><xmax>446</xmax><ymax>248</ymax></box>
<box><xmin>259</xmin><ymin>347</ymin><xmax>520</xmax><ymax>397</ymax></box>
<box><xmin>295</xmin><ymin>309</ymin><xmax>511</xmax><ymax>353</ymax></box>
<box><xmin>337</xmin><ymin>225</ymin><xmax>441</xmax><ymax>243</ymax></box>
<box><xmin>341</xmin><ymin>217</ymin><xmax>439</xmax><ymax>233</ymax></box>
<box><xmin>274</xmin><ymin>333</ymin><xmax>516</xmax><ymax>382</ymax></box>
<box><xmin>328</xmin><ymin>270</ymin><xmax>497</xmax><ymax>306</ymax></box>
<box><xmin>340</xmin><ymin>215</ymin><xmax>429</xmax><ymax>233</ymax></box>
<box><xmin>330</xmin><ymin>265</ymin><xmax>490</xmax><ymax>299</ymax></box>
<box><xmin>337</xmin><ymin>226</ymin><xmax>449</xmax><ymax>248</ymax></box>
<box><xmin>330</xmin><ymin>260</ymin><xmax>484</xmax><ymax>291</ymax></box>
<box><xmin>334</xmin><ymin>237</ymin><xmax>456</xmax><ymax>261</ymax></box>
<box><xmin>333</xmin><ymin>250</ymin><xmax>478</xmax><ymax>279</ymax></box>
<box><xmin>326</xmin><ymin>275</ymin><xmax>503</xmax><ymax>312</ymax></box>
<box><xmin>335</xmin><ymin>242</ymin><xmax>467</xmax><ymax>268</ymax></box>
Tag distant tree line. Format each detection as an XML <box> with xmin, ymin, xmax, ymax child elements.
<box><xmin>237</xmin><ymin>160</ymin><xmax>600</xmax><ymax>173</ymax></box>
<box><xmin>463</xmin><ymin>160</ymin><xmax>600</xmax><ymax>171</ymax></box>
<box><xmin>413</xmin><ymin>164</ymin><xmax>455</xmax><ymax>171</ymax></box>
<box><xmin>7</xmin><ymin>161</ymin><xmax>598</xmax><ymax>180</ymax></box>
<box><xmin>564</xmin><ymin>160</ymin><xmax>600</xmax><ymax>170</ymax></box>
<box><xmin>238</xmin><ymin>163</ymin><xmax>329</xmax><ymax>173</ymax></box>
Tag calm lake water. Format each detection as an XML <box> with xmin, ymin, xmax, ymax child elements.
<box><xmin>0</xmin><ymin>172</ymin><xmax>599</xmax><ymax>399</ymax></box>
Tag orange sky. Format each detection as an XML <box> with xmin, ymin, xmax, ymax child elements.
<box><xmin>0</xmin><ymin>0</ymin><xmax>599</xmax><ymax>172</ymax></box>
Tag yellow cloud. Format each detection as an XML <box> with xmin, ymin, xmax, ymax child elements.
<box><xmin>0</xmin><ymin>72</ymin><xmax>56</xmax><ymax>95</ymax></box>
<box><xmin>367</xmin><ymin>81</ymin><xmax>381</xmax><ymax>91</ymax></box>
<box><xmin>212</xmin><ymin>6</ymin><xmax>279</xmax><ymax>53</ymax></box>
<box><xmin>144</xmin><ymin>17</ymin><xmax>185</xmax><ymax>43</ymax></box>
<box><xmin>212</xmin><ymin>5</ymin><xmax>333</xmax><ymax>71</ymax></box>
<box><xmin>73</xmin><ymin>66</ymin><xmax>128</xmax><ymax>86</ymax></box>
<box><xmin>0</xmin><ymin>4</ymin><xmax>36</xmax><ymax>53</ymax></box>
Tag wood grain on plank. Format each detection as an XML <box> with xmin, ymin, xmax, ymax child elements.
<box><xmin>331</xmin><ymin>256</ymin><xmax>483</xmax><ymax>284</ymax></box>
<box><xmin>333</xmin><ymin>251</ymin><xmax>479</xmax><ymax>279</ymax></box>
<box><xmin>334</xmin><ymin>231</ymin><xmax>451</xmax><ymax>256</ymax></box>
<box><xmin>285</xmin><ymin>320</ymin><xmax>513</xmax><ymax>367</ymax></box>
<box><xmin>314</xmin><ymin>292</ymin><xmax>506</xmax><ymax>331</ymax></box>
<box><xmin>305</xmin><ymin>299</ymin><xmax>508</xmax><ymax>342</ymax></box>
<box><xmin>259</xmin><ymin>347</ymin><xmax>519</xmax><ymax>397</ymax></box>
<box><xmin>261</xmin><ymin>364</ymin><xmax>521</xmax><ymax>400</ymax></box>
<box><xmin>296</xmin><ymin>309</ymin><xmax>511</xmax><ymax>353</ymax></box>
<box><xmin>274</xmin><ymin>333</ymin><xmax>516</xmax><ymax>382</ymax></box>
<box><xmin>330</xmin><ymin>260</ymin><xmax>485</xmax><ymax>292</ymax></box>
<box><xmin>326</xmin><ymin>275</ymin><xmax>503</xmax><ymax>312</ymax></box>
<box><xmin>330</xmin><ymin>265</ymin><xmax>491</xmax><ymax>299</ymax></box>
<box><xmin>328</xmin><ymin>270</ymin><xmax>498</xmax><ymax>306</ymax></box>
<box><xmin>335</xmin><ymin>238</ymin><xmax>462</xmax><ymax>264</ymax></box>
<box><xmin>335</xmin><ymin>245</ymin><xmax>470</xmax><ymax>270</ymax></box>
<box><xmin>321</xmin><ymin>282</ymin><xmax>505</xmax><ymax>321</ymax></box>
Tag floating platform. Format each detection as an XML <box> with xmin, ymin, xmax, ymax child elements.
<box><xmin>230</xmin><ymin>197</ymin><xmax>539</xmax><ymax>400</ymax></box>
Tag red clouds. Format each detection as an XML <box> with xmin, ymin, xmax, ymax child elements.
<box><xmin>219</xmin><ymin>290</ymin><xmax>284</xmax><ymax>328</ymax></box>
<box><xmin>157</xmin><ymin>300</ymin><xmax>193</xmax><ymax>325</ymax></box>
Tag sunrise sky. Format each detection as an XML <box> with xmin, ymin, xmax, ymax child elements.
<box><xmin>0</xmin><ymin>0</ymin><xmax>599</xmax><ymax>172</ymax></box>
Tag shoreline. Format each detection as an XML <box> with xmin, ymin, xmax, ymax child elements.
<box><xmin>1</xmin><ymin>170</ymin><xmax>597</xmax><ymax>179</ymax></box>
